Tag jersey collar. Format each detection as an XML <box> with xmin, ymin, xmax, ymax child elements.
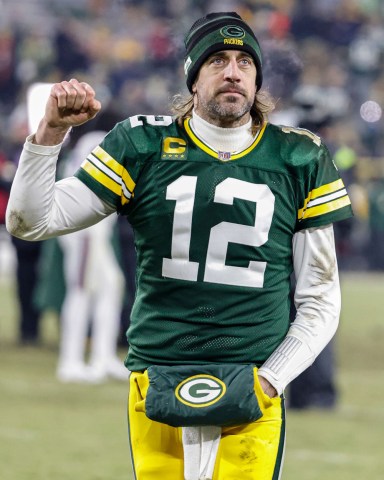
<box><xmin>183</xmin><ymin>117</ymin><xmax>267</xmax><ymax>160</ymax></box>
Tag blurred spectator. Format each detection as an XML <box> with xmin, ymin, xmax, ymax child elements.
<box><xmin>71</xmin><ymin>102</ymin><xmax>138</xmax><ymax>346</ymax></box>
<box><xmin>367</xmin><ymin>178</ymin><xmax>384</xmax><ymax>270</ymax></box>
<box><xmin>73</xmin><ymin>105</ymin><xmax>138</xmax><ymax>348</ymax></box>
<box><xmin>2</xmin><ymin>102</ymin><xmax>44</xmax><ymax>345</ymax></box>
<box><xmin>0</xmin><ymin>28</ymin><xmax>19</xmax><ymax>110</ymax></box>
<box><xmin>10</xmin><ymin>237</ymin><xmax>43</xmax><ymax>345</ymax></box>
<box><xmin>54</xmin><ymin>22</ymin><xmax>91</xmax><ymax>77</ymax></box>
<box><xmin>56</xmin><ymin>131</ymin><xmax>127</xmax><ymax>383</ymax></box>
<box><xmin>0</xmin><ymin>150</ymin><xmax>14</xmax><ymax>225</ymax></box>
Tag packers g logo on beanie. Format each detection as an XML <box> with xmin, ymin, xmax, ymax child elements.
<box><xmin>221</xmin><ymin>25</ymin><xmax>245</xmax><ymax>38</ymax></box>
<box><xmin>184</xmin><ymin>11</ymin><xmax>263</xmax><ymax>93</ymax></box>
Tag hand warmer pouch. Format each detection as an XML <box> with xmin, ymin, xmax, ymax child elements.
<box><xmin>144</xmin><ymin>363</ymin><xmax>263</xmax><ymax>427</ymax></box>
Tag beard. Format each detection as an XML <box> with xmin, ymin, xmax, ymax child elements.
<box><xmin>198</xmin><ymin>92</ymin><xmax>254</xmax><ymax>125</ymax></box>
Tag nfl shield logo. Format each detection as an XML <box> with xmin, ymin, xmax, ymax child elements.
<box><xmin>218</xmin><ymin>151</ymin><xmax>231</xmax><ymax>161</ymax></box>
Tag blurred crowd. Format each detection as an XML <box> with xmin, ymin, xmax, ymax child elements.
<box><xmin>1</xmin><ymin>0</ymin><xmax>384</xmax><ymax>271</ymax></box>
<box><xmin>0</xmin><ymin>0</ymin><xmax>384</xmax><ymax>357</ymax></box>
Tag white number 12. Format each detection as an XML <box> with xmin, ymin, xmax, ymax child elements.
<box><xmin>162</xmin><ymin>176</ymin><xmax>275</xmax><ymax>288</ymax></box>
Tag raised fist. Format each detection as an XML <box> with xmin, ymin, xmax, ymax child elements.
<box><xmin>44</xmin><ymin>78</ymin><xmax>101</xmax><ymax>129</ymax></box>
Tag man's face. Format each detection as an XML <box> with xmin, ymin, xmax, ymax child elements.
<box><xmin>192</xmin><ymin>50</ymin><xmax>257</xmax><ymax>127</ymax></box>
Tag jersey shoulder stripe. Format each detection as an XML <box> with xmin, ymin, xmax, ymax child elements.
<box><xmin>78</xmin><ymin>144</ymin><xmax>136</xmax><ymax>206</ymax></box>
<box><xmin>298</xmin><ymin>178</ymin><xmax>351</xmax><ymax>220</ymax></box>
<box><xmin>93</xmin><ymin>145</ymin><xmax>136</xmax><ymax>193</ymax></box>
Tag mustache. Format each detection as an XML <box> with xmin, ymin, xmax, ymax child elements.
<box><xmin>216</xmin><ymin>84</ymin><xmax>246</xmax><ymax>96</ymax></box>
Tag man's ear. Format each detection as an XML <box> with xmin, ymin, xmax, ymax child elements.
<box><xmin>192</xmin><ymin>82</ymin><xmax>197</xmax><ymax>93</ymax></box>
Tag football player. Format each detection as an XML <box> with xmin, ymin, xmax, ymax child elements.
<box><xmin>6</xmin><ymin>11</ymin><xmax>353</xmax><ymax>480</ymax></box>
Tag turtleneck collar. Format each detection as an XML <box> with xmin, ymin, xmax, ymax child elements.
<box><xmin>189</xmin><ymin>110</ymin><xmax>255</xmax><ymax>154</ymax></box>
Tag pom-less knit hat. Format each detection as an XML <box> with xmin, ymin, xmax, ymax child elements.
<box><xmin>184</xmin><ymin>12</ymin><xmax>263</xmax><ymax>93</ymax></box>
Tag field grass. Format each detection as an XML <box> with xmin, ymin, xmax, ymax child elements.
<box><xmin>1</xmin><ymin>272</ymin><xmax>384</xmax><ymax>479</ymax></box>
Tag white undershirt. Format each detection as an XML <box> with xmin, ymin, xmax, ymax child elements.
<box><xmin>5</xmin><ymin>122</ymin><xmax>341</xmax><ymax>395</ymax></box>
<box><xmin>190</xmin><ymin>110</ymin><xmax>254</xmax><ymax>153</ymax></box>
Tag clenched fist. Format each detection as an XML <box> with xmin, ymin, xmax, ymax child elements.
<box><xmin>34</xmin><ymin>79</ymin><xmax>102</xmax><ymax>146</ymax></box>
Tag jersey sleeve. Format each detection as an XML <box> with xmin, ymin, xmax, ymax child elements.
<box><xmin>74</xmin><ymin>120</ymin><xmax>139</xmax><ymax>211</ymax></box>
<box><xmin>296</xmin><ymin>143</ymin><xmax>353</xmax><ymax>231</ymax></box>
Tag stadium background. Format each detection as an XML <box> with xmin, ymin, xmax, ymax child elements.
<box><xmin>0</xmin><ymin>1</ymin><xmax>384</xmax><ymax>479</ymax></box>
<box><xmin>1</xmin><ymin>0</ymin><xmax>384</xmax><ymax>269</ymax></box>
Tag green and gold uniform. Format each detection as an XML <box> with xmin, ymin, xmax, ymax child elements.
<box><xmin>75</xmin><ymin>115</ymin><xmax>353</xmax><ymax>480</ymax></box>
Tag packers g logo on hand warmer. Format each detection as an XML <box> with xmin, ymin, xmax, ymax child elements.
<box><xmin>175</xmin><ymin>374</ymin><xmax>226</xmax><ymax>407</ymax></box>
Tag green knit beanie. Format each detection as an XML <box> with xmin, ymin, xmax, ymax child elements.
<box><xmin>184</xmin><ymin>12</ymin><xmax>263</xmax><ymax>93</ymax></box>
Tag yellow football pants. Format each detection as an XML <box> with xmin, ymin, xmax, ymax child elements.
<box><xmin>128</xmin><ymin>370</ymin><xmax>285</xmax><ymax>480</ymax></box>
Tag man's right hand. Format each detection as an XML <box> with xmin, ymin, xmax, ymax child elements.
<box><xmin>33</xmin><ymin>79</ymin><xmax>102</xmax><ymax>146</ymax></box>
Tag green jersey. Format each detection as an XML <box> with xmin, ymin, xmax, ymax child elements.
<box><xmin>75</xmin><ymin>115</ymin><xmax>353</xmax><ymax>371</ymax></box>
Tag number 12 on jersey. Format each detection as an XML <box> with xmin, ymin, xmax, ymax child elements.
<box><xmin>162</xmin><ymin>175</ymin><xmax>275</xmax><ymax>288</ymax></box>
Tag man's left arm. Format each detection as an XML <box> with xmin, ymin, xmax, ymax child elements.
<box><xmin>258</xmin><ymin>224</ymin><xmax>340</xmax><ymax>397</ymax></box>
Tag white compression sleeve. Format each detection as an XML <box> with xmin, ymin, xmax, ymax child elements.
<box><xmin>6</xmin><ymin>135</ymin><xmax>114</xmax><ymax>241</ymax></box>
<box><xmin>258</xmin><ymin>224</ymin><xmax>340</xmax><ymax>395</ymax></box>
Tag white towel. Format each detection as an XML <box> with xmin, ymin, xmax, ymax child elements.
<box><xmin>182</xmin><ymin>426</ymin><xmax>221</xmax><ymax>480</ymax></box>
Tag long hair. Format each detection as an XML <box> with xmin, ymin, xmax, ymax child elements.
<box><xmin>171</xmin><ymin>89</ymin><xmax>276</xmax><ymax>135</ymax></box>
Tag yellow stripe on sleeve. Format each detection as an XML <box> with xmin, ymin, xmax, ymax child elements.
<box><xmin>81</xmin><ymin>160</ymin><xmax>130</xmax><ymax>205</ymax></box>
<box><xmin>93</xmin><ymin>146</ymin><xmax>136</xmax><ymax>193</ymax></box>
<box><xmin>298</xmin><ymin>179</ymin><xmax>346</xmax><ymax>219</ymax></box>
<box><xmin>309</xmin><ymin>179</ymin><xmax>345</xmax><ymax>200</ymax></box>
<box><xmin>301</xmin><ymin>195</ymin><xmax>351</xmax><ymax>219</ymax></box>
